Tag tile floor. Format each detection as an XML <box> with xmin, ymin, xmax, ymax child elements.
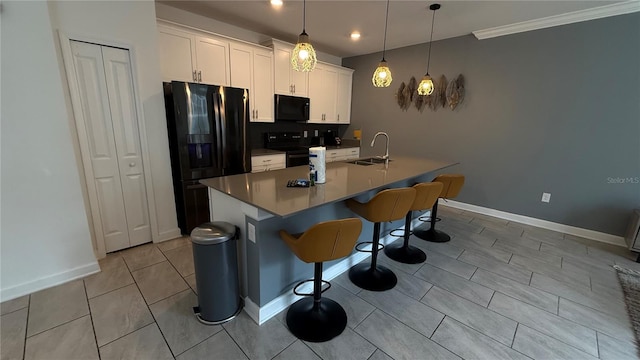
<box><xmin>2</xmin><ymin>206</ymin><xmax>640</xmax><ymax>360</ymax></box>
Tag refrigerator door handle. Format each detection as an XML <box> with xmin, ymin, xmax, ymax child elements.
<box><xmin>213</xmin><ymin>90</ymin><xmax>224</xmax><ymax>170</ymax></box>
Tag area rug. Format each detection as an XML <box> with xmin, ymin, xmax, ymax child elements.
<box><xmin>614</xmin><ymin>264</ymin><xmax>640</xmax><ymax>354</ymax></box>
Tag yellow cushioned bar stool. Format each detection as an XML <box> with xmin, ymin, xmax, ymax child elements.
<box><xmin>279</xmin><ymin>218</ymin><xmax>362</xmax><ymax>342</ymax></box>
<box><xmin>414</xmin><ymin>174</ymin><xmax>465</xmax><ymax>243</ymax></box>
<box><xmin>346</xmin><ymin>187</ymin><xmax>416</xmax><ymax>291</ymax></box>
<box><xmin>384</xmin><ymin>182</ymin><xmax>444</xmax><ymax>264</ymax></box>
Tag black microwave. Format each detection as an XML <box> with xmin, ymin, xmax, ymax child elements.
<box><xmin>274</xmin><ymin>94</ymin><xmax>309</xmax><ymax>121</ymax></box>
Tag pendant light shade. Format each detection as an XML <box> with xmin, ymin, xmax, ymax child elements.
<box><xmin>372</xmin><ymin>60</ymin><xmax>392</xmax><ymax>87</ymax></box>
<box><xmin>417</xmin><ymin>74</ymin><xmax>434</xmax><ymax>95</ymax></box>
<box><xmin>417</xmin><ymin>3</ymin><xmax>440</xmax><ymax>96</ymax></box>
<box><xmin>291</xmin><ymin>0</ymin><xmax>317</xmax><ymax>72</ymax></box>
<box><xmin>372</xmin><ymin>0</ymin><xmax>392</xmax><ymax>87</ymax></box>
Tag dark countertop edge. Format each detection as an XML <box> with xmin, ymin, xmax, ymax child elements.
<box><xmin>251</xmin><ymin>148</ymin><xmax>286</xmax><ymax>156</ymax></box>
<box><xmin>202</xmin><ymin>157</ymin><xmax>459</xmax><ymax>218</ymax></box>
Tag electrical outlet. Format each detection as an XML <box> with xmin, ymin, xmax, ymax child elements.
<box><xmin>303</xmin><ymin>130</ymin><xmax>308</xmax><ymax>138</ymax></box>
<box><xmin>541</xmin><ymin>192</ymin><xmax>551</xmax><ymax>203</ymax></box>
<box><xmin>314</xmin><ymin>129</ymin><xmax>319</xmax><ymax>136</ymax></box>
<box><xmin>248</xmin><ymin>223</ymin><xmax>256</xmax><ymax>243</ymax></box>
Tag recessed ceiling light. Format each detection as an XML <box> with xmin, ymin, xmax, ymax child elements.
<box><xmin>350</xmin><ymin>32</ymin><xmax>361</xmax><ymax>40</ymax></box>
<box><xmin>270</xmin><ymin>0</ymin><xmax>283</xmax><ymax>7</ymax></box>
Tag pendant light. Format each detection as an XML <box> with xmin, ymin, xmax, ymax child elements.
<box><xmin>291</xmin><ymin>0</ymin><xmax>317</xmax><ymax>72</ymax></box>
<box><xmin>418</xmin><ymin>3</ymin><xmax>441</xmax><ymax>96</ymax></box>
<box><xmin>372</xmin><ymin>0</ymin><xmax>392</xmax><ymax>87</ymax></box>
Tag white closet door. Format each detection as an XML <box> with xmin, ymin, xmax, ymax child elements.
<box><xmin>70</xmin><ymin>41</ymin><xmax>129</xmax><ymax>252</ymax></box>
<box><xmin>102</xmin><ymin>47</ymin><xmax>151</xmax><ymax>248</ymax></box>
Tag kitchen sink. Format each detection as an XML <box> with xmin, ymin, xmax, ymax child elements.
<box><xmin>347</xmin><ymin>157</ymin><xmax>392</xmax><ymax>166</ymax></box>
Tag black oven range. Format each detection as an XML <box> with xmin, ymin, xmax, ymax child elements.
<box><xmin>264</xmin><ymin>132</ymin><xmax>310</xmax><ymax>168</ymax></box>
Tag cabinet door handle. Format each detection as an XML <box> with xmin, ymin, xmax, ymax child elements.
<box><xmin>129</xmin><ymin>162</ymin><xmax>135</xmax><ymax>167</ymax></box>
<box><xmin>337</xmin><ymin>114</ymin><xmax>340</xmax><ymax>121</ymax></box>
<box><xmin>256</xmin><ymin>109</ymin><xmax>258</xmax><ymax>118</ymax></box>
<box><xmin>293</xmin><ymin>84</ymin><xmax>296</xmax><ymax>93</ymax></box>
<box><xmin>193</xmin><ymin>71</ymin><xmax>197</xmax><ymax>82</ymax></box>
<box><xmin>252</xmin><ymin>110</ymin><xmax>255</xmax><ymax>119</ymax></box>
<box><xmin>198</xmin><ymin>71</ymin><xmax>202</xmax><ymax>82</ymax></box>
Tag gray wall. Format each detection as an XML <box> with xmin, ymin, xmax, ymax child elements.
<box><xmin>343</xmin><ymin>14</ymin><xmax>640</xmax><ymax>236</ymax></box>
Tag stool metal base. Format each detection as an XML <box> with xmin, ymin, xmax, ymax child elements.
<box><xmin>384</xmin><ymin>243</ymin><xmax>427</xmax><ymax>264</ymax></box>
<box><xmin>286</xmin><ymin>297</ymin><xmax>347</xmax><ymax>342</ymax></box>
<box><xmin>413</xmin><ymin>228</ymin><xmax>451</xmax><ymax>243</ymax></box>
<box><xmin>349</xmin><ymin>263</ymin><xmax>397</xmax><ymax>291</ymax></box>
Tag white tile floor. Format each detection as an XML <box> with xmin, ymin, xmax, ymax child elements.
<box><xmin>2</xmin><ymin>206</ymin><xmax>639</xmax><ymax>360</ymax></box>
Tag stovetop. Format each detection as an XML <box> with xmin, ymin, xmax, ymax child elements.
<box><xmin>264</xmin><ymin>132</ymin><xmax>308</xmax><ymax>154</ymax></box>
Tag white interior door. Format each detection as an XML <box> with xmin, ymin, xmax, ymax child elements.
<box><xmin>70</xmin><ymin>41</ymin><xmax>151</xmax><ymax>252</ymax></box>
<box><xmin>102</xmin><ymin>47</ymin><xmax>152</xmax><ymax>248</ymax></box>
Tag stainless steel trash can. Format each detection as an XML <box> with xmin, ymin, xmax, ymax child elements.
<box><xmin>191</xmin><ymin>221</ymin><xmax>243</xmax><ymax>325</ymax></box>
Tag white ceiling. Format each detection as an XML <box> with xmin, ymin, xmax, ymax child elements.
<box><xmin>159</xmin><ymin>1</ymin><xmax>626</xmax><ymax>58</ymax></box>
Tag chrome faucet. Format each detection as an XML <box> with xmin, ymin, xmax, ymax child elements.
<box><xmin>371</xmin><ymin>132</ymin><xmax>390</xmax><ymax>165</ymax></box>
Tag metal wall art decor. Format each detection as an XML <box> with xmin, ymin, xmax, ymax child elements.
<box><xmin>446</xmin><ymin>74</ymin><xmax>465</xmax><ymax>110</ymax></box>
<box><xmin>397</xmin><ymin>74</ymin><xmax>466</xmax><ymax>112</ymax></box>
<box><xmin>395</xmin><ymin>77</ymin><xmax>417</xmax><ymax>111</ymax></box>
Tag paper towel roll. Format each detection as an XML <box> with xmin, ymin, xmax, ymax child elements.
<box><xmin>309</xmin><ymin>146</ymin><xmax>326</xmax><ymax>184</ymax></box>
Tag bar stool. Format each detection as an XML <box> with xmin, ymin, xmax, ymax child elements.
<box><xmin>414</xmin><ymin>174</ymin><xmax>465</xmax><ymax>243</ymax></box>
<box><xmin>346</xmin><ymin>188</ymin><xmax>416</xmax><ymax>291</ymax></box>
<box><xmin>279</xmin><ymin>218</ymin><xmax>362</xmax><ymax>342</ymax></box>
<box><xmin>384</xmin><ymin>182</ymin><xmax>444</xmax><ymax>264</ymax></box>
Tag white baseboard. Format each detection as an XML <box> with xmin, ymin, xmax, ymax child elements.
<box><xmin>442</xmin><ymin>200</ymin><xmax>626</xmax><ymax>247</ymax></box>
<box><xmin>244</xmin><ymin>218</ymin><xmax>423</xmax><ymax>325</ymax></box>
<box><xmin>157</xmin><ymin>228</ymin><xmax>182</xmax><ymax>242</ymax></box>
<box><xmin>0</xmin><ymin>261</ymin><xmax>100</xmax><ymax>302</ymax></box>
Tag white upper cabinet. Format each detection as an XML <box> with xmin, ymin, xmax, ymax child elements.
<box><xmin>157</xmin><ymin>24</ymin><xmax>354</xmax><ymax>125</ymax></box>
<box><xmin>157</xmin><ymin>25</ymin><xmax>197</xmax><ymax>83</ymax></box>
<box><xmin>270</xmin><ymin>40</ymin><xmax>308</xmax><ymax>96</ymax></box>
<box><xmin>195</xmin><ymin>36</ymin><xmax>230</xmax><ymax>86</ymax></box>
<box><xmin>157</xmin><ymin>24</ymin><xmax>230</xmax><ymax>86</ymax></box>
<box><xmin>308</xmin><ymin>63</ymin><xmax>353</xmax><ymax>124</ymax></box>
<box><xmin>336</xmin><ymin>68</ymin><xmax>353</xmax><ymax>123</ymax></box>
<box><xmin>230</xmin><ymin>42</ymin><xmax>274</xmax><ymax>122</ymax></box>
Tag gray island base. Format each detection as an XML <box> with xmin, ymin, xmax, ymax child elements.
<box><xmin>200</xmin><ymin>156</ymin><xmax>457</xmax><ymax>324</ymax></box>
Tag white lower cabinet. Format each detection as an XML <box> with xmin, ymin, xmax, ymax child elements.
<box><xmin>326</xmin><ymin>147</ymin><xmax>360</xmax><ymax>163</ymax></box>
<box><xmin>251</xmin><ymin>154</ymin><xmax>286</xmax><ymax>173</ymax></box>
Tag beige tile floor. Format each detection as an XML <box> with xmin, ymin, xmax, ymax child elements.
<box><xmin>2</xmin><ymin>206</ymin><xmax>639</xmax><ymax>360</ymax></box>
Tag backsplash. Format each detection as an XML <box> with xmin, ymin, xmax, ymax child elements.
<box><xmin>249</xmin><ymin>122</ymin><xmax>350</xmax><ymax>149</ymax></box>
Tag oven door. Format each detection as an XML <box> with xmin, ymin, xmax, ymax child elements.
<box><xmin>287</xmin><ymin>152</ymin><xmax>309</xmax><ymax>168</ymax></box>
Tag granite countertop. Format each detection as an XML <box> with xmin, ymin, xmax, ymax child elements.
<box><xmin>251</xmin><ymin>148</ymin><xmax>286</xmax><ymax>156</ymax></box>
<box><xmin>201</xmin><ymin>156</ymin><xmax>457</xmax><ymax>217</ymax></box>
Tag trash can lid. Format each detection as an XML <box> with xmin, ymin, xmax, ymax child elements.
<box><xmin>191</xmin><ymin>222</ymin><xmax>237</xmax><ymax>245</ymax></box>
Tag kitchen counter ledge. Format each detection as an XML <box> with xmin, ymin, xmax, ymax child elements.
<box><xmin>200</xmin><ymin>156</ymin><xmax>457</xmax><ymax>218</ymax></box>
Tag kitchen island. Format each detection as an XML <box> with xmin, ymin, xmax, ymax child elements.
<box><xmin>201</xmin><ymin>156</ymin><xmax>457</xmax><ymax>324</ymax></box>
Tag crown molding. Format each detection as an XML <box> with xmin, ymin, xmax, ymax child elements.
<box><xmin>473</xmin><ymin>0</ymin><xmax>640</xmax><ymax>40</ymax></box>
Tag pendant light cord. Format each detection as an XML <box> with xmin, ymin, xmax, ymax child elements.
<box><xmin>302</xmin><ymin>0</ymin><xmax>307</xmax><ymax>32</ymax></box>
<box><xmin>426</xmin><ymin>6</ymin><xmax>437</xmax><ymax>73</ymax></box>
<box><xmin>382</xmin><ymin>0</ymin><xmax>390</xmax><ymax>60</ymax></box>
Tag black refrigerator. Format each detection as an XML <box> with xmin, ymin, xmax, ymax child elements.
<box><xmin>164</xmin><ymin>81</ymin><xmax>251</xmax><ymax>234</ymax></box>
